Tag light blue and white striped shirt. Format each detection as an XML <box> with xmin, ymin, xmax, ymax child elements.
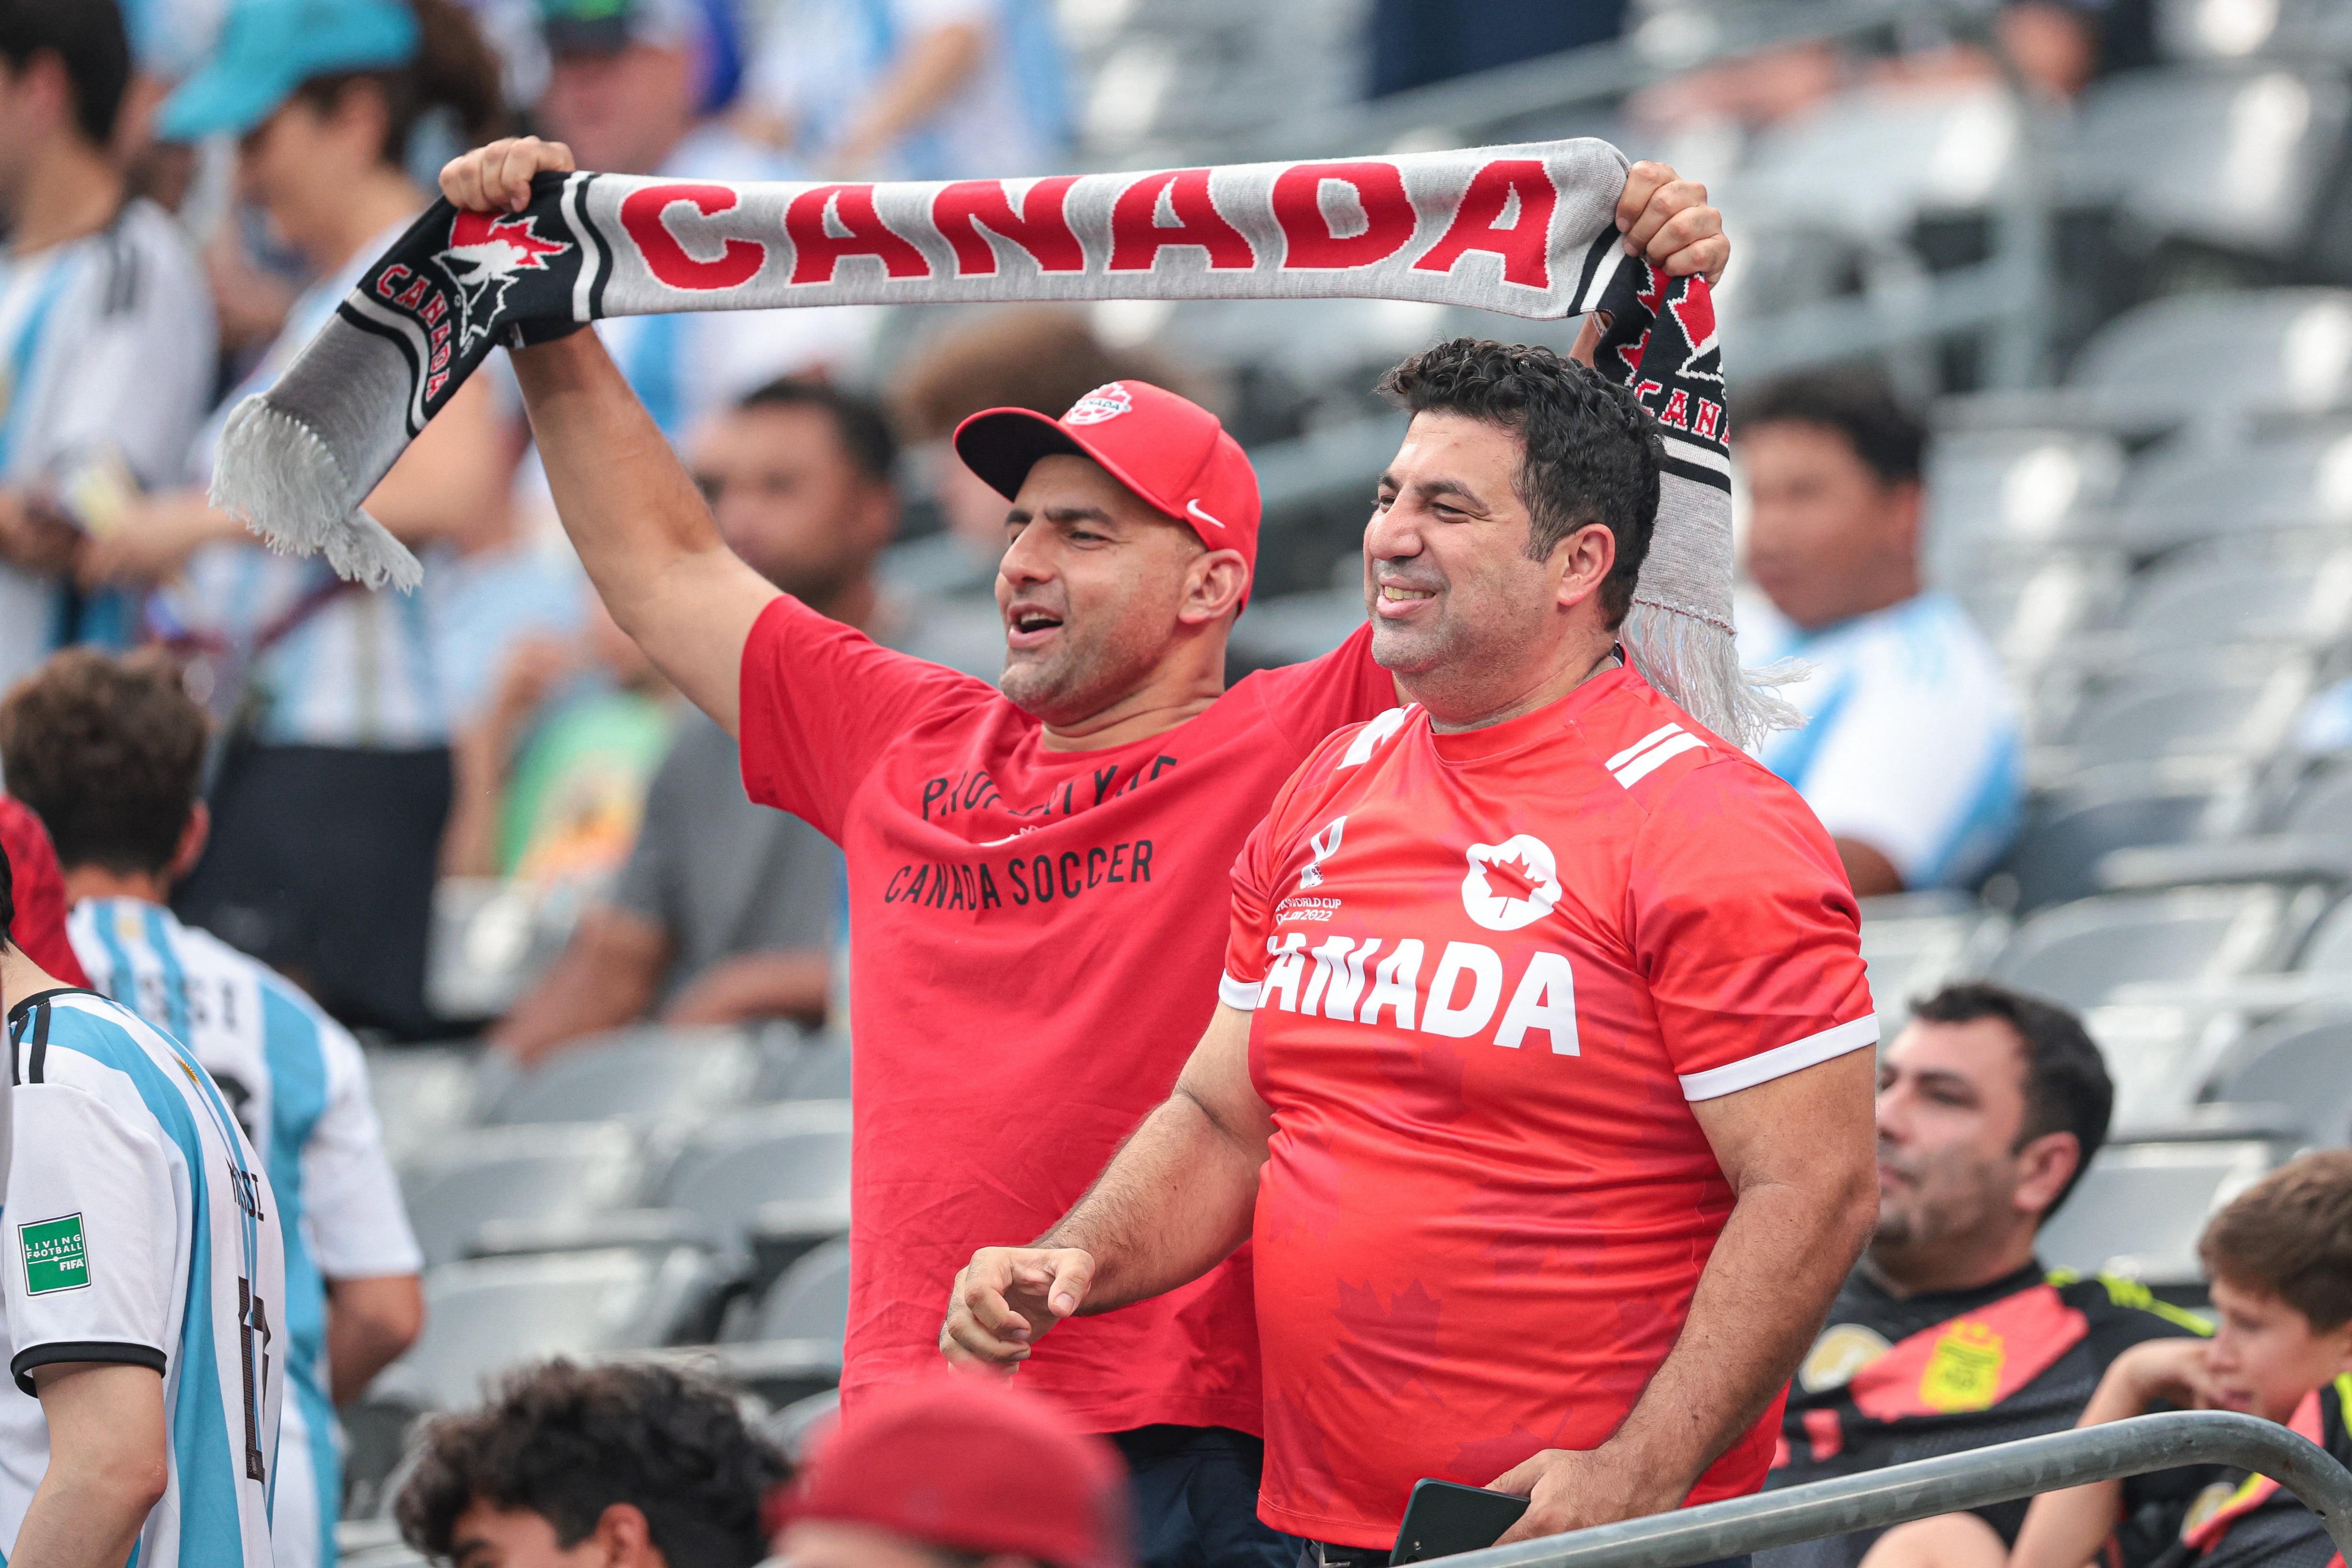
<box><xmin>1742</xmin><ymin>590</ymin><xmax>2025</xmax><ymax>890</ymax></box>
<box><xmin>0</xmin><ymin>985</ymin><xmax>285</xmax><ymax>1566</ymax></box>
<box><xmin>72</xmin><ymin>899</ymin><xmax>422</xmax><ymax>1568</ymax></box>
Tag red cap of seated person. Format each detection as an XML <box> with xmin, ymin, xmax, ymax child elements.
<box><xmin>776</xmin><ymin>1374</ymin><xmax>1132</xmax><ymax>1568</ymax></box>
<box><xmin>0</xmin><ymin>798</ymin><xmax>90</xmax><ymax>988</ymax></box>
<box><xmin>953</xmin><ymin>380</ymin><xmax>1261</xmax><ymax>584</ymax></box>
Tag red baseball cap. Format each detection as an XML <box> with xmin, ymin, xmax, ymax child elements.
<box><xmin>953</xmin><ymin>381</ymin><xmax>1262</xmax><ymax>582</ymax></box>
<box><xmin>776</xmin><ymin>1374</ymin><xmax>1131</xmax><ymax>1568</ymax></box>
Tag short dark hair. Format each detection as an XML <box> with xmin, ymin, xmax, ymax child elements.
<box><xmin>396</xmin><ymin>1360</ymin><xmax>788</xmax><ymax>1568</ymax></box>
<box><xmin>1909</xmin><ymin>982</ymin><xmax>2114</xmax><ymax>1219</ymax></box>
<box><xmin>1376</xmin><ymin>339</ymin><xmax>1661</xmax><ymax>627</ymax></box>
<box><xmin>737</xmin><ymin>378</ymin><xmax>899</xmax><ymax>487</ymax></box>
<box><xmin>2200</xmin><ymin>1150</ymin><xmax>2352</xmax><ymax>1331</ymax></box>
<box><xmin>0</xmin><ymin>650</ymin><xmax>207</xmax><ymax>878</ymax></box>
<box><xmin>1736</xmin><ymin>367</ymin><xmax>1927</xmax><ymax>486</ymax></box>
<box><xmin>0</xmin><ymin>0</ymin><xmax>131</xmax><ymax>146</ymax></box>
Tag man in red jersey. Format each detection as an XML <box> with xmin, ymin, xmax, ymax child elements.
<box><xmin>0</xmin><ymin>796</ymin><xmax>87</xmax><ymax>989</ymax></box>
<box><xmin>945</xmin><ymin>339</ymin><xmax>1880</xmax><ymax>1561</ymax></box>
<box><xmin>435</xmin><ymin>135</ymin><xmax>1728</xmax><ymax>1568</ymax></box>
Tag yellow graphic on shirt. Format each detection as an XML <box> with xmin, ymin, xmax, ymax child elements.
<box><xmin>2181</xmin><ymin>1478</ymin><xmax>2258</xmax><ymax>1541</ymax></box>
<box><xmin>1918</xmin><ymin>1320</ymin><xmax>2007</xmax><ymax>1412</ymax></box>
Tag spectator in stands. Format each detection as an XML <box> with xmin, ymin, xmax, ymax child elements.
<box><xmin>86</xmin><ymin>0</ymin><xmax>515</xmax><ymax>1040</ymax></box>
<box><xmin>0</xmin><ymin>647</ymin><xmax>427</xmax><ymax>1568</ymax></box>
<box><xmin>442</xmin><ymin>601</ymin><xmax>676</xmax><ymax>888</ymax></box>
<box><xmin>1758</xmin><ymin>983</ymin><xmax>2207</xmax><ymax>1568</ymax></box>
<box><xmin>738</xmin><ymin>0</ymin><xmax>1067</xmax><ymax>180</ymax></box>
<box><xmin>534</xmin><ymin>0</ymin><xmax>872</xmax><ymax>441</ymax></box>
<box><xmin>397</xmin><ymin>1359</ymin><xmax>788</xmax><ymax>1568</ymax></box>
<box><xmin>773</xmin><ymin>1375</ymin><xmax>1131</xmax><ymax>1568</ymax></box>
<box><xmin>1871</xmin><ymin>1149</ymin><xmax>2352</xmax><ymax>1568</ymax></box>
<box><xmin>490</xmin><ymin>379</ymin><xmax>896</xmax><ymax>1062</ymax></box>
<box><xmin>1736</xmin><ymin>368</ymin><xmax>2023</xmax><ymax>896</ymax></box>
<box><xmin>884</xmin><ymin>305</ymin><xmax>1167</xmax><ymax>675</ymax></box>
<box><xmin>0</xmin><ymin>795</ymin><xmax>87</xmax><ymax>988</ymax></box>
<box><xmin>0</xmin><ymin>0</ymin><xmax>215</xmax><ymax>687</ymax></box>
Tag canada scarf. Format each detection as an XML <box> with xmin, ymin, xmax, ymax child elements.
<box><xmin>208</xmin><ymin>138</ymin><xmax>1794</xmax><ymax>745</ymax></box>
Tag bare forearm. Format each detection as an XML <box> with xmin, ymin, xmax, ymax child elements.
<box><xmin>836</xmin><ymin>24</ymin><xmax>982</xmax><ymax>166</ymax></box>
<box><xmin>661</xmin><ymin>949</ymin><xmax>829</xmax><ymax>1028</ymax></box>
<box><xmin>327</xmin><ymin>1275</ymin><xmax>424</xmax><ymax>1403</ymax></box>
<box><xmin>1039</xmin><ymin>1089</ymin><xmax>1261</xmax><ymax>1312</ymax></box>
<box><xmin>13</xmin><ymin>1472</ymin><xmax>152</xmax><ymax>1568</ymax></box>
<box><xmin>1613</xmin><ymin>1175</ymin><xmax>1873</xmax><ymax>1494</ymax></box>
<box><xmin>491</xmin><ymin>907</ymin><xmax>666</xmax><ymax>1063</ymax></box>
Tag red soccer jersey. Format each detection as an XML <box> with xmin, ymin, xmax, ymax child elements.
<box><xmin>738</xmin><ymin>595</ymin><xmax>1397</xmax><ymax>1433</ymax></box>
<box><xmin>1222</xmin><ymin>665</ymin><xmax>1874</xmax><ymax>1545</ymax></box>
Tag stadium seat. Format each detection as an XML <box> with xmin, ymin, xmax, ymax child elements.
<box><xmin>2275</xmin><ymin>761</ymin><xmax>2352</xmax><ymax>835</ymax></box>
<box><xmin>2065</xmin><ymin>291</ymin><xmax>2352</xmax><ymax>435</ymax></box>
<box><xmin>1925</xmin><ymin>430</ymin><xmax>2125</xmax><ymax>572</ymax></box>
<box><xmin>2060</xmin><ymin>651</ymin><xmax>2316</xmax><ymax>767</ymax></box>
<box><xmin>1989</xmin><ymin>759</ymin><xmax>2257</xmax><ymax>912</ymax></box>
<box><xmin>761</xmin><ymin>1388</ymin><xmax>841</xmax><ymax>1462</ymax></box>
<box><xmin>750</xmin><ymin>1236</ymin><xmax>853</xmax><ymax>1343</ymax></box>
<box><xmin>478</xmin><ymin>1025</ymin><xmax>761</xmax><ymax>1131</ymax></box>
<box><xmin>2154</xmin><ymin>0</ymin><xmax>2352</xmax><ymax>65</ymax></box>
<box><xmin>362</xmin><ymin>1045</ymin><xmax>485</xmax><ymax>1166</ymax></box>
<box><xmin>649</xmin><ymin>1100</ymin><xmax>853</xmax><ymax>1260</ymax></box>
<box><xmin>750</xmin><ymin>1027</ymin><xmax>854</xmax><ymax>1101</ymax></box>
<box><xmin>424</xmin><ymin>876</ymin><xmax>580</xmax><ymax>1023</ymax></box>
<box><xmin>401</xmin><ymin>1122</ymin><xmax>645</xmax><ymax>1268</ymax></box>
<box><xmin>2113</xmin><ymin>539</ymin><xmax>2352</xmax><ymax>653</ymax></box>
<box><xmin>1946</xmin><ymin>552</ymin><xmax>2128</xmax><ymax>678</ymax></box>
<box><xmin>2112</xmin><ymin>426</ymin><xmax>2352</xmax><ymax>558</ymax></box>
<box><xmin>2082</xmin><ymin>1003</ymin><xmax>2230</xmax><ymax>1133</ymax></box>
<box><xmin>2036</xmin><ymin>1137</ymin><xmax>2276</xmax><ymax>1284</ymax></box>
<box><xmin>2199</xmin><ymin>1005</ymin><xmax>2352</xmax><ymax>1144</ymax></box>
<box><xmin>1731</xmin><ymin>84</ymin><xmax>2022</xmax><ymax>240</ymax></box>
<box><xmin>1987</xmin><ymin>885</ymin><xmax>2302</xmax><ymax>1010</ymax></box>
<box><xmin>370</xmin><ymin>1245</ymin><xmax>721</xmax><ymax>1411</ymax></box>
<box><xmin>1856</xmin><ymin>894</ymin><xmax>2010</xmax><ymax>1029</ymax></box>
<box><xmin>2064</xmin><ymin>69</ymin><xmax>2349</xmax><ymax>262</ymax></box>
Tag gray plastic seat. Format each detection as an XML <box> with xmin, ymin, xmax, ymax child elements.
<box><xmin>401</xmin><ymin>1122</ymin><xmax>644</xmax><ymax>1268</ymax></box>
<box><xmin>1924</xmin><ymin>431</ymin><xmax>2126</xmax><ymax>573</ymax></box>
<box><xmin>2280</xmin><ymin>765</ymin><xmax>2352</xmax><ymax>836</ymax></box>
<box><xmin>373</xmin><ymin>1246</ymin><xmax>717</xmax><ymax>1410</ymax></box>
<box><xmin>1946</xmin><ymin>552</ymin><xmax>2127</xmax><ymax>675</ymax></box>
<box><xmin>1857</xmin><ymin>897</ymin><xmax>2009</xmax><ymax>1030</ymax></box>
<box><xmin>2118</xmin><ymin>542</ymin><xmax>2352</xmax><ymax>652</ymax></box>
<box><xmin>364</xmin><ymin>1046</ymin><xmax>486</xmax><ymax>1166</ymax></box>
<box><xmin>2064</xmin><ymin>657</ymin><xmax>2314</xmax><ymax>766</ymax></box>
<box><xmin>652</xmin><ymin>1101</ymin><xmax>852</xmax><ymax>1256</ymax></box>
<box><xmin>2114</xmin><ymin>427</ymin><xmax>2352</xmax><ymax>556</ymax></box>
<box><xmin>2200</xmin><ymin>1007</ymin><xmax>2352</xmax><ymax>1145</ymax></box>
<box><xmin>1988</xmin><ymin>886</ymin><xmax>2297</xmax><ymax>1010</ymax></box>
<box><xmin>2037</xmin><ymin>1139</ymin><xmax>2276</xmax><ymax>1284</ymax></box>
<box><xmin>1992</xmin><ymin>760</ymin><xmax>2255</xmax><ymax>912</ymax></box>
<box><xmin>753</xmin><ymin>1236</ymin><xmax>852</xmax><ymax>1343</ymax></box>
<box><xmin>2064</xmin><ymin>71</ymin><xmax>2349</xmax><ymax>263</ymax></box>
<box><xmin>480</xmin><ymin>1026</ymin><xmax>760</xmax><ymax>1130</ymax></box>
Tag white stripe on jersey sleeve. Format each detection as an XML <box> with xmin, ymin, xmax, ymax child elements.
<box><xmin>1613</xmin><ymin>732</ymin><xmax>1707</xmax><ymax>788</ymax></box>
<box><xmin>1677</xmin><ymin>1015</ymin><xmax>1879</xmax><ymax>1101</ymax></box>
<box><xmin>1218</xmin><ymin>973</ymin><xmax>1263</xmax><ymax>1011</ymax></box>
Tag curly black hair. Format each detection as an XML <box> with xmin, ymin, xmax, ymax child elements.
<box><xmin>0</xmin><ymin>649</ymin><xmax>208</xmax><ymax>878</ymax></box>
<box><xmin>1376</xmin><ymin>338</ymin><xmax>1662</xmax><ymax>627</ymax></box>
<box><xmin>395</xmin><ymin>1360</ymin><xmax>789</xmax><ymax>1567</ymax></box>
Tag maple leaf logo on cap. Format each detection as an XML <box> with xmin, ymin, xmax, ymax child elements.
<box><xmin>436</xmin><ymin>211</ymin><xmax>571</xmax><ymax>354</ymax></box>
<box><xmin>1461</xmin><ymin>834</ymin><xmax>1563</xmax><ymax>931</ymax></box>
<box><xmin>1063</xmin><ymin>382</ymin><xmax>1133</xmax><ymax>425</ymax></box>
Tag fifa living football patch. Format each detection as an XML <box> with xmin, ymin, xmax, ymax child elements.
<box><xmin>18</xmin><ymin>1214</ymin><xmax>89</xmax><ymax>1294</ymax></box>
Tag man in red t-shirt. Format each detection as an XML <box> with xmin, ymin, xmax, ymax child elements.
<box><xmin>945</xmin><ymin>341</ymin><xmax>1880</xmax><ymax>1559</ymax></box>
<box><xmin>0</xmin><ymin>797</ymin><xmax>88</xmax><ymax>990</ymax></box>
<box><xmin>437</xmin><ymin>135</ymin><xmax>1728</xmax><ymax>1566</ymax></box>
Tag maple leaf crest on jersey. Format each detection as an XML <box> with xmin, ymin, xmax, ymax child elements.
<box><xmin>1460</xmin><ymin>834</ymin><xmax>1564</xmax><ymax>931</ymax></box>
<box><xmin>436</xmin><ymin>211</ymin><xmax>571</xmax><ymax>354</ymax></box>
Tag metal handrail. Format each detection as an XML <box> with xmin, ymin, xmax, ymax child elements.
<box><xmin>1439</xmin><ymin>1412</ymin><xmax>2352</xmax><ymax>1568</ymax></box>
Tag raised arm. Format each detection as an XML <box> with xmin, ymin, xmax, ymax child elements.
<box><xmin>940</xmin><ymin>1001</ymin><xmax>1272</xmax><ymax>1367</ymax></box>
<box><xmin>443</xmin><ymin>139</ymin><xmax>779</xmax><ymax>734</ymax></box>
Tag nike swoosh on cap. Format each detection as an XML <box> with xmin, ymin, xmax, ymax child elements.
<box><xmin>1187</xmin><ymin>498</ymin><xmax>1227</xmax><ymax>529</ymax></box>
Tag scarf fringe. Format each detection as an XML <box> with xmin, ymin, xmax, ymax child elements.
<box><xmin>208</xmin><ymin>395</ymin><xmax>422</xmax><ymax>594</ymax></box>
<box><xmin>1621</xmin><ymin>599</ymin><xmax>1806</xmax><ymax>752</ymax></box>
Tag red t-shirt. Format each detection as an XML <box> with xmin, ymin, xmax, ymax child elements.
<box><xmin>0</xmin><ymin>797</ymin><xmax>90</xmax><ymax>989</ymax></box>
<box><xmin>737</xmin><ymin>595</ymin><xmax>1397</xmax><ymax>1433</ymax></box>
<box><xmin>1222</xmin><ymin>667</ymin><xmax>1874</xmax><ymax>1545</ymax></box>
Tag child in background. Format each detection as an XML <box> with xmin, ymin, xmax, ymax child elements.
<box><xmin>1866</xmin><ymin>1151</ymin><xmax>2352</xmax><ymax>1568</ymax></box>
